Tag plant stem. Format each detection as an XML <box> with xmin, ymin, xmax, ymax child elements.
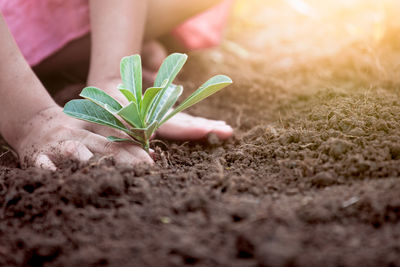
<box><xmin>143</xmin><ymin>140</ymin><xmax>150</xmax><ymax>153</ymax></box>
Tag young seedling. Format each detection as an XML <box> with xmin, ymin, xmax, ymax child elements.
<box><xmin>63</xmin><ymin>53</ymin><xmax>232</xmax><ymax>153</ymax></box>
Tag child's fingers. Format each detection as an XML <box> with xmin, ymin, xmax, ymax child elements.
<box><xmin>149</xmin><ymin>149</ymin><xmax>156</xmax><ymax>160</ymax></box>
<box><xmin>82</xmin><ymin>133</ymin><xmax>153</xmax><ymax>165</ymax></box>
<box><xmin>56</xmin><ymin>140</ymin><xmax>94</xmax><ymax>163</ymax></box>
<box><xmin>210</xmin><ymin>125</ymin><xmax>234</xmax><ymax>140</ymax></box>
<box><xmin>34</xmin><ymin>154</ymin><xmax>57</xmax><ymax>171</ymax></box>
<box><xmin>34</xmin><ymin>141</ymin><xmax>94</xmax><ymax>169</ymax></box>
<box><xmin>121</xmin><ymin>145</ymin><xmax>153</xmax><ymax>164</ymax></box>
<box><xmin>156</xmin><ymin>113</ymin><xmax>234</xmax><ymax>140</ymax></box>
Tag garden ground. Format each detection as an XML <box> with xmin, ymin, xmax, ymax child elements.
<box><xmin>1</xmin><ymin>0</ymin><xmax>400</xmax><ymax>266</ymax></box>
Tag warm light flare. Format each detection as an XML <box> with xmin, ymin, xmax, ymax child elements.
<box><xmin>228</xmin><ymin>0</ymin><xmax>400</xmax><ymax>66</ymax></box>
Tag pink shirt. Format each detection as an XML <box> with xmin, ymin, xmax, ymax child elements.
<box><xmin>0</xmin><ymin>0</ymin><xmax>232</xmax><ymax>66</ymax></box>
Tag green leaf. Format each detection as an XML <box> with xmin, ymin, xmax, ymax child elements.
<box><xmin>119</xmin><ymin>89</ymin><xmax>137</xmax><ymax>104</ymax></box>
<box><xmin>154</xmin><ymin>53</ymin><xmax>187</xmax><ymax>88</ymax></box>
<box><xmin>117</xmin><ymin>102</ymin><xmax>143</xmax><ymax>128</ymax></box>
<box><xmin>159</xmin><ymin>79</ymin><xmax>169</xmax><ymax>88</ymax></box>
<box><xmin>144</xmin><ymin>120</ymin><xmax>158</xmax><ymax>140</ymax></box>
<box><xmin>128</xmin><ymin>128</ymin><xmax>146</xmax><ymax>142</ymax></box>
<box><xmin>140</xmin><ymin>86</ymin><xmax>163</xmax><ymax>118</ymax></box>
<box><xmin>63</xmin><ymin>99</ymin><xmax>128</xmax><ymax>132</ymax></box>
<box><xmin>107</xmin><ymin>136</ymin><xmax>143</xmax><ymax>146</ymax></box>
<box><xmin>159</xmin><ymin>75</ymin><xmax>232</xmax><ymax>125</ymax></box>
<box><xmin>149</xmin><ymin>84</ymin><xmax>183</xmax><ymax>123</ymax></box>
<box><xmin>126</xmin><ymin>121</ymin><xmax>158</xmax><ymax>146</ymax></box>
<box><xmin>120</xmin><ymin>55</ymin><xmax>142</xmax><ymax>103</ymax></box>
<box><xmin>148</xmin><ymin>54</ymin><xmax>187</xmax><ymax>122</ymax></box>
<box><xmin>79</xmin><ymin>87</ymin><xmax>122</xmax><ymax>113</ymax></box>
<box><xmin>118</xmin><ymin>84</ymin><xmax>136</xmax><ymax>103</ymax></box>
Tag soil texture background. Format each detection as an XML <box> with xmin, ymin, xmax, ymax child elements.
<box><xmin>1</xmin><ymin>1</ymin><xmax>400</xmax><ymax>266</ymax></box>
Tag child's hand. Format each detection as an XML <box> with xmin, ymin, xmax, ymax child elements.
<box><xmin>14</xmin><ymin>106</ymin><xmax>153</xmax><ymax>170</ymax></box>
<box><xmin>156</xmin><ymin>113</ymin><xmax>233</xmax><ymax>141</ymax></box>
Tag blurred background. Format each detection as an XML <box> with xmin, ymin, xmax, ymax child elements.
<box><xmin>229</xmin><ymin>0</ymin><xmax>400</xmax><ymax>59</ymax></box>
<box><xmin>207</xmin><ymin>0</ymin><xmax>400</xmax><ymax>88</ymax></box>
<box><xmin>177</xmin><ymin>0</ymin><xmax>400</xmax><ymax>131</ymax></box>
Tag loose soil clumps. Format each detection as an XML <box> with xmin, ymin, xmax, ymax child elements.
<box><xmin>2</xmin><ymin>1</ymin><xmax>400</xmax><ymax>266</ymax></box>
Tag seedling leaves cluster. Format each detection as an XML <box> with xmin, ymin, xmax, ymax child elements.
<box><xmin>63</xmin><ymin>53</ymin><xmax>232</xmax><ymax>152</ymax></box>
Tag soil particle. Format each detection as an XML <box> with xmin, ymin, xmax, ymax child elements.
<box><xmin>310</xmin><ymin>171</ymin><xmax>336</xmax><ymax>188</ymax></box>
<box><xmin>348</xmin><ymin>127</ymin><xmax>365</xmax><ymax>136</ymax></box>
<box><xmin>388</xmin><ymin>143</ymin><xmax>400</xmax><ymax>159</ymax></box>
<box><xmin>325</xmin><ymin>138</ymin><xmax>352</xmax><ymax>159</ymax></box>
<box><xmin>206</xmin><ymin>133</ymin><xmax>223</xmax><ymax>146</ymax></box>
<box><xmin>24</xmin><ymin>239</ymin><xmax>62</xmax><ymax>267</ymax></box>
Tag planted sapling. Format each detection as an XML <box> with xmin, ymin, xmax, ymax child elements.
<box><xmin>63</xmin><ymin>53</ymin><xmax>232</xmax><ymax>152</ymax></box>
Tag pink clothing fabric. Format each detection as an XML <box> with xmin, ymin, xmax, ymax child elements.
<box><xmin>1</xmin><ymin>0</ymin><xmax>90</xmax><ymax>66</ymax></box>
<box><xmin>0</xmin><ymin>0</ymin><xmax>232</xmax><ymax>66</ymax></box>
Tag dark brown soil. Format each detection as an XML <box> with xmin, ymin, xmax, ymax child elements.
<box><xmin>2</xmin><ymin>1</ymin><xmax>400</xmax><ymax>266</ymax></box>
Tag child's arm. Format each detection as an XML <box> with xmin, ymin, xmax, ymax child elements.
<box><xmin>87</xmin><ymin>0</ymin><xmax>225</xmax><ymax>96</ymax></box>
<box><xmin>0</xmin><ymin>15</ymin><xmax>152</xmax><ymax>169</ymax></box>
<box><xmin>87</xmin><ymin>0</ymin><xmax>147</xmax><ymax>90</ymax></box>
<box><xmin>0</xmin><ymin>15</ymin><xmax>57</xmax><ymax>150</ymax></box>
